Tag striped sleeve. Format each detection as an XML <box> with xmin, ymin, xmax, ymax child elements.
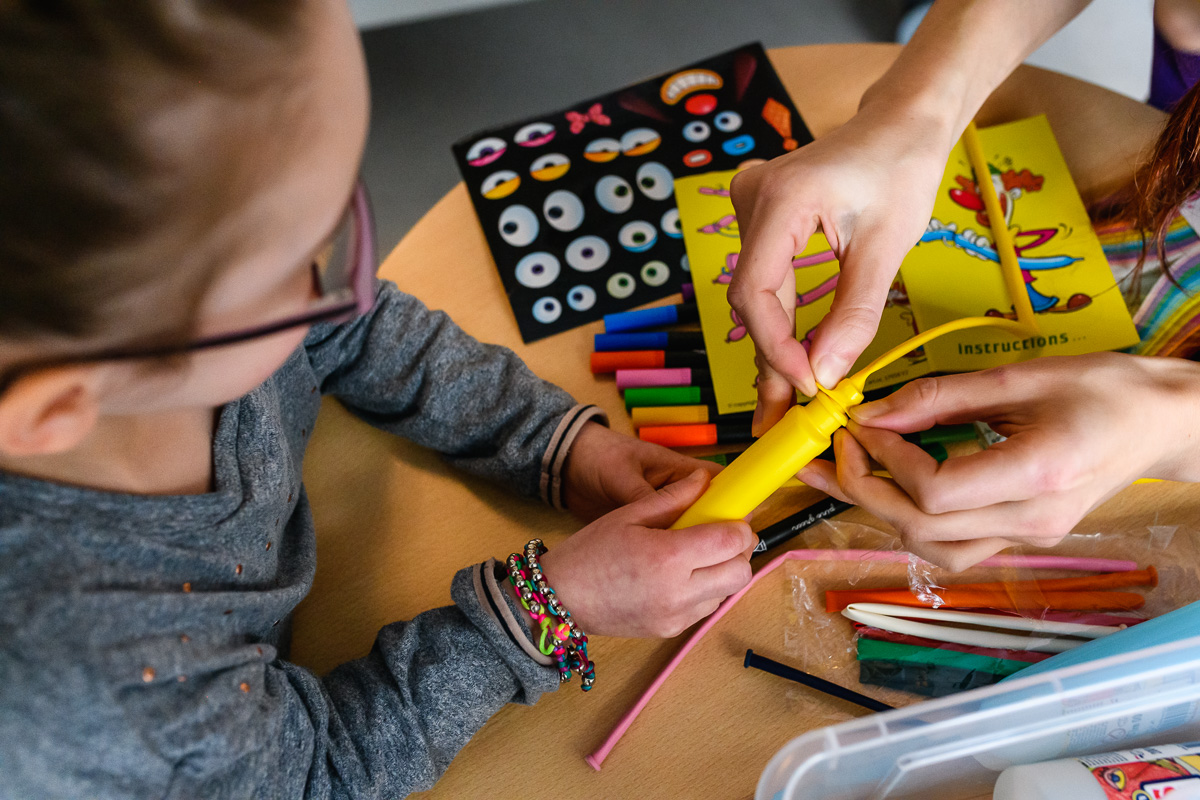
<box><xmin>538</xmin><ymin>404</ymin><xmax>608</xmax><ymax>510</ymax></box>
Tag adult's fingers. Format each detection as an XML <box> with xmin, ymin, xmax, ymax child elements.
<box><xmin>833</xmin><ymin>431</ymin><xmax>1084</xmax><ymax>545</ymax></box>
<box><xmin>794</xmin><ymin>458</ymin><xmax>853</xmax><ymax>504</ymax></box>
<box><xmin>728</xmin><ymin>209</ymin><xmax>818</xmax><ymax>397</ymax></box>
<box><xmin>753</xmin><ymin>352</ymin><xmax>797</xmax><ymax>436</ymax></box>
<box><xmin>904</xmin><ymin>537</ymin><xmax>1015</xmax><ymax>573</ymax></box>
<box><xmin>847</xmin><ymin>421</ymin><xmax>1063</xmax><ymax>512</ymax></box>
<box><xmin>807</xmin><ymin>229</ymin><xmax>909</xmax><ymax>388</ymax></box>
<box><xmin>850</xmin><ymin>368</ymin><xmax>1041</xmax><ymax>432</ymax></box>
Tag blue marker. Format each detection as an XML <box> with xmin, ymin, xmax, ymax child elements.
<box><xmin>594</xmin><ymin>331</ymin><xmax>705</xmax><ymax>352</ymax></box>
<box><xmin>603</xmin><ymin>302</ymin><xmax>699</xmax><ymax>333</ymax></box>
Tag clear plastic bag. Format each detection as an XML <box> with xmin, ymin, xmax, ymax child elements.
<box><xmin>780</xmin><ymin>519</ymin><xmax>1200</xmax><ymax>715</ymax></box>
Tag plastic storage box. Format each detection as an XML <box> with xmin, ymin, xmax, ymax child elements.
<box><xmin>757</xmin><ymin>635</ymin><xmax>1200</xmax><ymax>799</ymax></box>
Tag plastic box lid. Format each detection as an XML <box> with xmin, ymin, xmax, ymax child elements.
<box><xmin>757</xmin><ymin>635</ymin><xmax>1200</xmax><ymax>800</ymax></box>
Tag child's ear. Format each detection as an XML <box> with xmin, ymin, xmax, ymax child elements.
<box><xmin>0</xmin><ymin>367</ymin><xmax>102</xmax><ymax>457</ymax></box>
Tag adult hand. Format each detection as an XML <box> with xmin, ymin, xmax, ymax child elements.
<box><xmin>539</xmin><ymin>468</ymin><xmax>756</xmax><ymax>637</ymax></box>
<box><xmin>561</xmin><ymin>421</ymin><xmax>720</xmax><ymax>521</ymax></box>
<box><xmin>728</xmin><ymin>102</ymin><xmax>954</xmax><ymax>434</ymax></box>
<box><xmin>795</xmin><ymin>354</ymin><xmax>1200</xmax><ymax>571</ymax></box>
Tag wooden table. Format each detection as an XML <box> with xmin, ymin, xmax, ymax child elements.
<box><xmin>293</xmin><ymin>44</ymin><xmax>1199</xmax><ymax>799</ymax></box>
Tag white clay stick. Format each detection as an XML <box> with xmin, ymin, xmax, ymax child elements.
<box><xmin>843</xmin><ymin>606</ymin><xmax>1082</xmax><ymax>654</ymax></box>
<box><xmin>846</xmin><ymin>602</ymin><xmax>1125</xmax><ymax>638</ymax></box>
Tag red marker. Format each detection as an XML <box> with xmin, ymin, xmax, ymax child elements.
<box><xmin>590</xmin><ymin>350</ymin><xmax>707</xmax><ymax>374</ymax></box>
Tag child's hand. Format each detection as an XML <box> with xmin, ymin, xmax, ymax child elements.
<box><xmin>795</xmin><ymin>354</ymin><xmax>1200</xmax><ymax>571</ymax></box>
<box><xmin>562</xmin><ymin>422</ymin><xmax>721</xmax><ymax>521</ymax></box>
<box><xmin>538</xmin><ymin>469</ymin><xmax>755</xmax><ymax>638</ymax></box>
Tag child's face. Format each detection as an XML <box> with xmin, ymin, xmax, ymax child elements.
<box><xmin>7</xmin><ymin>0</ymin><xmax>370</xmax><ymax>419</ymax></box>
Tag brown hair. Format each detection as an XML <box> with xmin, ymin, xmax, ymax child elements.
<box><xmin>1107</xmin><ymin>80</ymin><xmax>1200</xmax><ymax>268</ymax></box>
<box><xmin>0</xmin><ymin>2</ymin><xmax>305</xmax><ymax>347</ymax></box>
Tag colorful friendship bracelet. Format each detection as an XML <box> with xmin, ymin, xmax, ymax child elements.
<box><xmin>506</xmin><ymin>539</ymin><xmax>595</xmax><ymax>690</ymax></box>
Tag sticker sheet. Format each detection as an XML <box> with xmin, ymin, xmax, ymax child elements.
<box><xmin>676</xmin><ymin>169</ymin><xmax>927</xmax><ymax>415</ymax></box>
<box><xmin>451</xmin><ymin>43</ymin><xmax>811</xmax><ymax>342</ymax></box>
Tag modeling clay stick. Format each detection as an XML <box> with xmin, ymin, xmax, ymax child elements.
<box><xmin>623</xmin><ymin>386</ymin><xmax>714</xmax><ymax>409</ymax></box>
<box><xmin>631</xmin><ymin>405</ymin><xmax>751</xmax><ymax>428</ymax></box>
<box><xmin>845</xmin><ymin>603</ymin><xmax>1129</xmax><ymax>639</ymax></box>
<box><xmin>840</xmin><ymin>587</ymin><xmax>1145</xmax><ymax>612</ymax></box>
<box><xmin>615</xmin><ymin>367</ymin><xmax>710</xmax><ymax>390</ymax></box>
<box><xmin>639</xmin><ymin>422</ymin><xmax>754</xmax><ymax>448</ymax></box>
<box><xmin>752</xmin><ymin>496</ymin><xmax>854</xmax><ymax>556</ymax></box>
<box><xmin>852</xmin><ymin>624</ymin><xmax>1053</xmax><ymax>663</ymax></box>
<box><xmin>603</xmin><ymin>302</ymin><xmax>699</xmax><ymax>333</ymax></box>
<box><xmin>825</xmin><ymin>567</ymin><xmax>1159</xmax><ymax>612</ymax></box>
<box><xmin>590</xmin><ymin>350</ymin><xmax>707</xmax><ymax>373</ymax></box>
<box><xmin>595</xmin><ymin>331</ymin><xmax>706</xmax><ymax>352</ymax></box>
<box><xmin>859</xmin><ymin>659</ymin><xmax>1005</xmax><ymax>698</ymax></box>
<box><xmin>842</xmin><ymin>607</ymin><xmax>1084</xmax><ymax>653</ymax></box>
<box><xmin>856</xmin><ymin>638</ymin><xmax>1030</xmax><ymax>678</ymax></box>
<box><xmin>743</xmin><ymin>649</ymin><xmax>893</xmax><ymax>712</ymax></box>
<box><xmin>681</xmin><ymin>282</ymin><xmax>695</xmax><ymax>302</ymax></box>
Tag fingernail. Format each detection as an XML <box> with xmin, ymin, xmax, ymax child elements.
<box><xmin>812</xmin><ymin>355</ymin><xmax>848</xmax><ymax>390</ymax></box>
<box><xmin>848</xmin><ymin>399</ymin><xmax>886</xmax><ymax>422</ymax></box>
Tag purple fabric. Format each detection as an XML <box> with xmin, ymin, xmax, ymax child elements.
<box><xmin>1150</xmin><ymin>27</ymin><xmax>1200</xmax><ymax>110</ymax></box>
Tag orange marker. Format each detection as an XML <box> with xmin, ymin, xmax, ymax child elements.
<box><xmin>631</xmin><ymin>405</ymin><xmax>751</xmax><ymax>429</ymax></box>
<box><xmin>638</xmin><ymin>422</ymin><xmax>754</xmax><ymax>448</ymax></box>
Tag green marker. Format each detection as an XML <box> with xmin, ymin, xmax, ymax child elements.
<box><xmin>623</xmin><ymin>386</ymin><xmax>716</xmax><ymax>409</ymax></box>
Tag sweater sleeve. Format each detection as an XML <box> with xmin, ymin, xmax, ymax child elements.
<box><xmin>302</xmin><ymin>279</ymin><xmax>606</xmax><ymax>507</ymax></box>
<box><xmin>1</xmin><ymin>561</ymin><xmax>558</xmax><ymax>800</ymax></box>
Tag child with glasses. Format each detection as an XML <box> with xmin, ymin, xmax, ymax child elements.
<box><xmin>0</xmin><ymin>3</ymin><xmax>755</xmax><ymax>797</ymax></box>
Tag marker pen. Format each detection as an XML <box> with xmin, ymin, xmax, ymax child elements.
<box><xmin>631</xmin><ymin>405</ymin><xmax>751</xmax><ymax>428</ymax></box>
<box><xmin>594</xmin><ymin>331</ymin><xmax>706</xmax><ymax>352</ymax></box>
<box><xmin>623</xmin><ymin>386</ymin><xmax>715</xmax><ymax>409</ymax></box>
<box><xmin>752</xmin><ymin>496</ymin><xmax>854</xmax><ymax>555</ymax></box>
<box><xmin>590</xmin><ymin>350</ymin><xmax>708</xmax><ymax>374</ymax></box>
<box><xmin>615</xmin><ymin>367</ymin><xmax>710</xmax><ymax>390</ymax></box>
<box><xmin>903</xmin><ymin>424</ymin><xmax>977</xmax><ymax>446</ymax></box>
<box><xmin>638</xmin><ymin>422</ymin><xmax>754</xmax><ymax>447</ymax></box>
<box><xmin>604</xmin><ymin>302</ymin><xmax>699</xmax><ymax>333</ymax></box>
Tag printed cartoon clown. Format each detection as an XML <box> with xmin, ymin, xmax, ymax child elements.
<box><xmin>929</xmin><ymin>163</ymin><xmax>1092</xmax><ymax>316</ymax></box>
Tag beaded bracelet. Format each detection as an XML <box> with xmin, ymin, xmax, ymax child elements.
<box><xmin>505</xmin><ymin>539</ymin><xmax>595</xmax><ymax>691</ymax></box>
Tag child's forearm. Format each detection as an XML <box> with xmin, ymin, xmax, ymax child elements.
<box><xmin>859</xmin><ymin>0</ymin><xmax>1093</xmax><ymax>150</ymax></box>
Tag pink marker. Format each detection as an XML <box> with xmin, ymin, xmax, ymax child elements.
<box><xmin>615</xmin><ymin>367</ymin><xmax>711</xmax><ymax>390</ymax></box>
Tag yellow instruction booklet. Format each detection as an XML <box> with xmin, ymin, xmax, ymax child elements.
<box><xmin>676</xmin><ymin>115</ymin><xmax>1138</xmax><ymax>415</ymax></box>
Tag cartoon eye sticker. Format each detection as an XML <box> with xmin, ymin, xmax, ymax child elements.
<box><xmin>466</xmin><ymin>136</ymin><xmax>506</xmax><ymax>167</ymax></box>
<box><xmin>683</xmin><ymin>149</ymin><xmax>712</xmax><ymax>169</ymax></box>
<box><xmin>595</xmin><ymin>175</ymin><xmax>634</xmax><ymax>214</ymax></box>
<box><xmin>683</xmin><ymin>121</ymin><xmax>710</xmax><ymax>143</ymax></box>
<box><xmin>635</xmin><ymin>162</ymin><xmax>674</xmax><ymax>201</ymax></box>
<box><xmin>713</xmin><ymin>110</ymin><xmax>743</xmax><ymax>133</ymax></box>
<box><xmin>606</xmin><ymin>272</ymin><xmax>637</xmax><ymax>299</ymax></box>
<box><xmin>566</xmin><ymin>284</ymin><xmax>597</xmax><ymax>311</ymax></box>
<box><xmin>530</xmin><ymin>153</ymin><xmax>570</xmax><ymax>182</ymax></box>
<box><xmin>497</xmin><ymin>204</ymin><xmax>538</xmax><ymax>247</ymax></box>
<box><xmin>618</xmin><ymin>221</ymin><xmax>657</xmax><ymax>253</ymax></box>
<box><xmin>514</xmin><ymin>121</ymin><xmax>556</xmax><ymax>148</ymax></box>
<box><xmin>531</xmin><ymin>296</ymin><xmax>562</xmax><ymax>324</ymax></box>
<box><xmin>480</xmin><ymin>170</ymin><xmax>520</xmax><ymax>200</ymax></box>
<box><xmin>660</xmin><ymin>207</ymin><xmax>681</xmax><ymax>238</ymax></box>
<box><xmin>514</xmin><ymin>251</ymin><xmax>560</xmax><ymax>289</ymax></box>
<box><xmin>640</xmin><ymin>260</ymin><xmax>670</xmax><ymax>287</ymax></box>
<box><xmin>543</xmin><ymin>190</ymin><xmax>584</xmax><ymax>232</ymax></box>
<box><xmin>565</xmin><ymin>235</ymin><xmax>611</xmax><ymax>272</ymax></box>
<box><xmin>584</xmin><ymin>137</ymin><xmax>621</xmax><ymax>163</ymax></box>
<box><xmin>620</xmin><ymin>127</ymin><xmax>661</xmax><ymax>157</ymax></box>
<box><xmin>722</xmin><ymin>134</ymin><xmax>756</xmax><ymax>157</ymax></box>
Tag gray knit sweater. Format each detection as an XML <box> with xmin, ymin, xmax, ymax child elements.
<box><xmin>0</xmin><ymin>280</ymin><xmax>605</xmax><ymax>798</ymax></box>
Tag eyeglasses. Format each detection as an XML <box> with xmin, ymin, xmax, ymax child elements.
<box><xmin>0</xmin><ymin>181</ymin><xmax>378</xmax><ymax>394</ymax></box>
